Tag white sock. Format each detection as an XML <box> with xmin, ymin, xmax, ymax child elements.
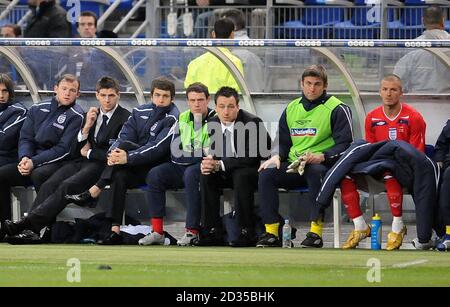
<box><xmin>352</xmin><ymin>215</ymin><xmax>368</xmax><ymax>231</ymax></box>
<box><xmin>392</xmin><ymin>216</ymin><xmax>404</xmax><ymax>233</ymax></box>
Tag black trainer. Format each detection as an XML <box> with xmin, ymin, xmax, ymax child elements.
<box><xmin>98</xmin><ymin>232</ymin><xmax>123</xmax><ymax>245</ymax></box>
<box><xmin>194</xmin><ymin>228</ymin><xmax>225</xmax><ymax>246</ymax></box>
<box><xmin>6</xmin><ymin>230</ymin><xmax>42</xmax><ymax>245</ymax></box>
<box><xmin>230</xmin><ymin>229</ymin><xmax>257</xmax><ymax>247</ymax></box>
<box><xmin>65</xmin><ymin>191</ymin><xmax>97</xmax><ymax>207</ymax></box>
<box><xmin>300</xmin><ymin>232</ymin><xmax>323</xmax><ymax>248</ymax></box>
<box><xmin>256</xmin><ymin>232</ymin><xmax>281</xmax><ymax>247</ymax></box>
<box><xmin>3</xmin><ymin>219</ymin><xmax>31</xmax><ymax>237</ymax></box>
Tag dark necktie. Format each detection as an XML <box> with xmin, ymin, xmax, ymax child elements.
<box><xmin>223</xmin><ymin>129</ymin><xmax>233</xmax><ymax>158</ymax></box>
<box><xmin>95</xmin><ymin>115</ymin><xmax>109</xmax><ymax>143</ymax></box>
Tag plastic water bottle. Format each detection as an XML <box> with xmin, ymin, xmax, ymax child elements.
<box><xmin>282</xmin><ymin>219</ymin><xmax>292</xmax><ymax>248</ymax></box>
<box><xmin>371</xmin><ymin>213</ymin><xmax>382</xmax><ymax>250</ymax></box>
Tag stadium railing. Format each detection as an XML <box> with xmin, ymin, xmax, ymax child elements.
<box><xmin>155</xmin><ymin>1</ymin><xmax>450</xmax><ymax>39</ymax></box>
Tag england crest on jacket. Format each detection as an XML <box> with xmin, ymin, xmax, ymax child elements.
<box><xmin>150</xmin><ymin>122</ymin><xmax>158</xmax><ymax>136</ymax></box>
<box><xmin>57</xmin><ymin>114</ymin><xmax>66</xmax><ymax>124</ymax></box>
<box><xmin>388</xmin><ymin>127</ymin><xmax>397</xmax><ymax>140</ymax></box>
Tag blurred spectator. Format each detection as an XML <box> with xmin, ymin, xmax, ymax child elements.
<box><xmin>394</xmin><ymin>5</ymin><xmax>450</xmax><ymax>93</ymax></box>
<box><xmin>221</xmin><ymin>8</ymin><xmax>265</xmax><ymax>92</ymax></box>
<box><xmin>76</xmin><ymin>11</ymin><xmax>97</xmax><ymax>38</ymax></box>
<box><xmin>24</xmin><ymin>0</ymin><xmax>71</xmax><ymax>38</ymax></box>
<box><xmin>0</xmin><ymin>25</ymin><xmax>22</xmax><ymax>82</ymax></box>
<box><xmin>184</xmin><ymin>18</ymin><xmax>244</xmax><ymax>93</ymax></box>
<box><xmin>70</xmin><ymin>12</ymin><xmax>127</xmax><ymax>91</ymax></box>
<box><xmin>189</xmin><ymin>0</ymin><xmax>226</xmax><ymax>38</ymax></box>
<box><xmin>1</xmin><ymin>24</ymin><xmax>21</xmax><ymax>38</ymax></box>
<box><xmin>75</xmin><ymin>11</ymin><xmax>118</xmax><ymax>39</ymax></box>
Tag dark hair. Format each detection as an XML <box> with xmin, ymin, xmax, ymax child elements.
<box><xmin>77</xmin><ymin>11</ymin><xmax>98</xmax><ymax>28</ymax></box>
<box><xmin>221</xmin><ymin>9</ymin><xmax>246</xmax><ymax>31</ymax></box>
<box><xmin>301</xmin><ymin>65</ymin><xmax>328</xmax><ymax>85</ymax></box>
<box><xmin>0</xmin><ymin>73</ymin><xmax>15</xmax><ymax>101</ymax></box>
<box><xmin>150</xmin><ymin>77</ymin><xmax>175</xmax><ymax>99</ymax></box>
<box><xmin>2</xmin><ymin>24</ymin><xmax>21</xmax><ymax>37</ymax></box>
<box><xmin>56</xmin><ymin>74</ymin><xmax>80</xmax><ymax>91</ymax></box>
<box><xmin>214</xmin><ymin>86</ymin><xmax>239</xmax><ymax>105</ymax></box>
<box><xmin>423</xmin><ymin>5</ymin><xmax>444</xmax><ymax>26</ymax></box>
<box><xmin>96</xmin><ymin>76</ymin><xmax>120</xmax><ymax>93</ymax></box>
<box><xmin>213</xmin><ymin>18</ymin><xmax>235</xmax><ymax>39</ymax></box>
<box><xmin>97</xmin><ymin>30</ymin><xmax>118</xmax><ymax>38</ymax></box>
<box><xmin>186</xmin><ymin>82</ymin><xmax>210</xmax><ymax>99</ymax></box>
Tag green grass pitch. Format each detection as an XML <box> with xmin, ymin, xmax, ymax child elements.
<box><xmin>0</xmin><ymin>244</ymin><xmax>449</xmax><ymax>286</ymax></box>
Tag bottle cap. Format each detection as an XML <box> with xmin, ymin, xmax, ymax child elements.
<box><xmin>284</xmin><ymin>219</ymin><xmax>289</xmax><ymax>224</ymax></box>
<box><xmin>372</xmin><ymin>213</ymin><xmax>381</xmax><ymax>220</ymax></box>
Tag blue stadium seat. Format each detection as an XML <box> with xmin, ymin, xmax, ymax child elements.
<box><xmin>333</xmin><ymin>0</ymin><xmax>396</xmax><ymax>39</ymax></box>
<box><xmin>388</xmin><ymin>0</ymin><xmax>425</xmax><ymax>39</ymax></box>
<box><xmin>277</xmin><ymin>1</ymin><xmax>345</xmax><ymax>39</ymax></box>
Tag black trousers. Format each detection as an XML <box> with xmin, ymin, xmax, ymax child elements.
<box><xmin>27</xmin><ymin>160</ymin><xmax>105</xmax><ymax>231</ymax></box>
<box><xmin>99</xmin><ymin>164</ymin><xmax>152</xmax><ymax>225</ymax></box>
<box><xmin>0</xmin><ymin>156</ymin><xmax>17</xmax><ymax>168</ymax></box>
<box><xmin>200</xmin><ymin>167</ymin><xmax>258</xmax><ymax>230</ymax></box>
<box><xmin>258</xmin><ymin>162</ymin><xmax>329</xmax><ymax>224</ymax></box>
<box><xmin>0</xmin><ymin>162</ymin><xmax>63</xmax><ymax>222</ymax></box>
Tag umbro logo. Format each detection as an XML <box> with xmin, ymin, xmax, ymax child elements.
<box><xmin>295</xmin><ymin>119</ymin><xmax>312</xmax><ymax>126</ymax></box>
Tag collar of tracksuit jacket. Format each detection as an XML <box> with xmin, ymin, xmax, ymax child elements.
<box><xmin>0</xmin><ymin>100</ymin><xmax>13</xmax><ymax>112</ymax></box>
<box><xmin>50</xmin><ymin>96</ymin><xmax>76</xmax><ymax>112</ymax></box>
<box><xmin>300</xmin><ymin>91</ymin><xmax>331</xmax><ymax>112</ymax></box>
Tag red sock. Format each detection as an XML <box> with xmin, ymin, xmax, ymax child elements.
<box><xmin>341</xmin><ymin>176</ymin><xmax>362</xmax><ymax>219</ymax></box>
<box><xmin>384</xmin><ymin>176</ymin><xmax>403</xmax><ymax>217</ymax></box>
<box><xmin>186</xmin><ymin>228</ymin><xmax>199</xmax><ymax>235</ymax></box>
<box><xmin>151</xmin><ymin>218</ymin><xmax>164</xmax><ymax>234</ymax></box>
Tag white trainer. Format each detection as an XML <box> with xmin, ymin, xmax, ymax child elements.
<box><xmin>411</xmin><ymin>237</ymin><xmax>435</xmax><ymax>250</ymax></box>
<box><xmin>138</xmin><ymin>232</ymin><xmax>165</xmax><ymax>246</ymax></box>
<box><xmin>177</xmin><ymin>231</ymin><xmax>198</xmax><ymax>246</ymax></box>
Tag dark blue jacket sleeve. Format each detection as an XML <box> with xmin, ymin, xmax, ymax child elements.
<box><xmin>273</xmin><ymin>109</ymin><xmax>292</xmax><ymax>162</ymax></box>
<box><xmin>31</xmin><ymin>114</ymin><xmax>83</xmax><ymax>167</ymax></box>
<box><xmin>127</xmin><ymin>115</ymin><xmax>178</xmax><ymax>165</ymax></box>
<box><xmin>0</xmin><ymin>105</ymin><xmax>27</xmax><ymax>153</ymax></box>
<box><xmin>18</xmin><ymin>107</ymin><xmax>37</xmax><ymax>160</ymax></box>
<box><xmin>323</xmin><ymin>104</ymin><xmax>354</xmax><ymax>166</ymax></box>
<box><xmin>434</xmin><ymin>120</ymin><xmax>450</xmax><ymax>164</ymax></box>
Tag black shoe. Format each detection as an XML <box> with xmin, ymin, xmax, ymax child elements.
<box><xmin>6</xmin><ymin>230</ymin><xmax>42</xmax><ymax>245</ymax></box>
<box><xmin>230</xmin><ymin>229</ymin><xmax>257</xmax><ymax>247</ymax></box>
<box><xmin>256</xmin><ymin>232</ymin><xmax>281</xmax><ymax>247</ymax></box>
<box><xmin>97</xmin><ymin>232</ymin><xmax>123</xmax><ymax>245</ymax></box>
<box><xmin>194</xmin><ymin>228</ymin><xmax>225</xmax><ymax>246</ymax></box>
<box><xmin>65</xmin><ymin>191</ymin><xmax>96</xmax><ymax>207</ymax></box>
<box><xmin>3</xmin><ymin>219</ymin><xmax>31</xmax><ymax>237</ymax></box>
<box><xmin>300</xmin><ymin>232</ymin><xmax>323</xmax><ymax>248</ymax></box>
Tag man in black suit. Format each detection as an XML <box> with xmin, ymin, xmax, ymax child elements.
<box><xmin>195</xmin><ymin>86</ymin><xmax>271</xmax><ymax>247</ymax></box>
<box><xmin>0</xmin><ymin>77</ymin><xmax>130</xmax><ymax>238</ymax></box>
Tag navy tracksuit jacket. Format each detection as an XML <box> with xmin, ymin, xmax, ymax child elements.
<box><xmin>110</xmin><ymin>102</ymin><xmax>179</xmax><ymax>166</ymax></box>
<box><xmin>0</xmin><ymin>101</ymin><xmax>27</xmax><ymax>166</ymax></box>
<box><xmin>316</xmin><ymin>140</ymin><xmax>442</xmax><ymax>242</ymax></box>
<box><xmin>434</xmin><ymin>119</ymin><xmax>450</xmax><ymax>225</ymax></box>
<box><xmin>19</xmin><ymin>97</ymin><xmax>84</xmax><ymax>167</ymax></box>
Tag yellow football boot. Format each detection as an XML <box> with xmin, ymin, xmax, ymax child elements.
<box><xmin>386</xmin><ymin>226</ymin><xmax>407</xmax><ymax>251</ymax></box>
<box><xmin>343</xmin><ymin>226</ymin><xmax>371</xmax><ymax>249</ymax></box>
